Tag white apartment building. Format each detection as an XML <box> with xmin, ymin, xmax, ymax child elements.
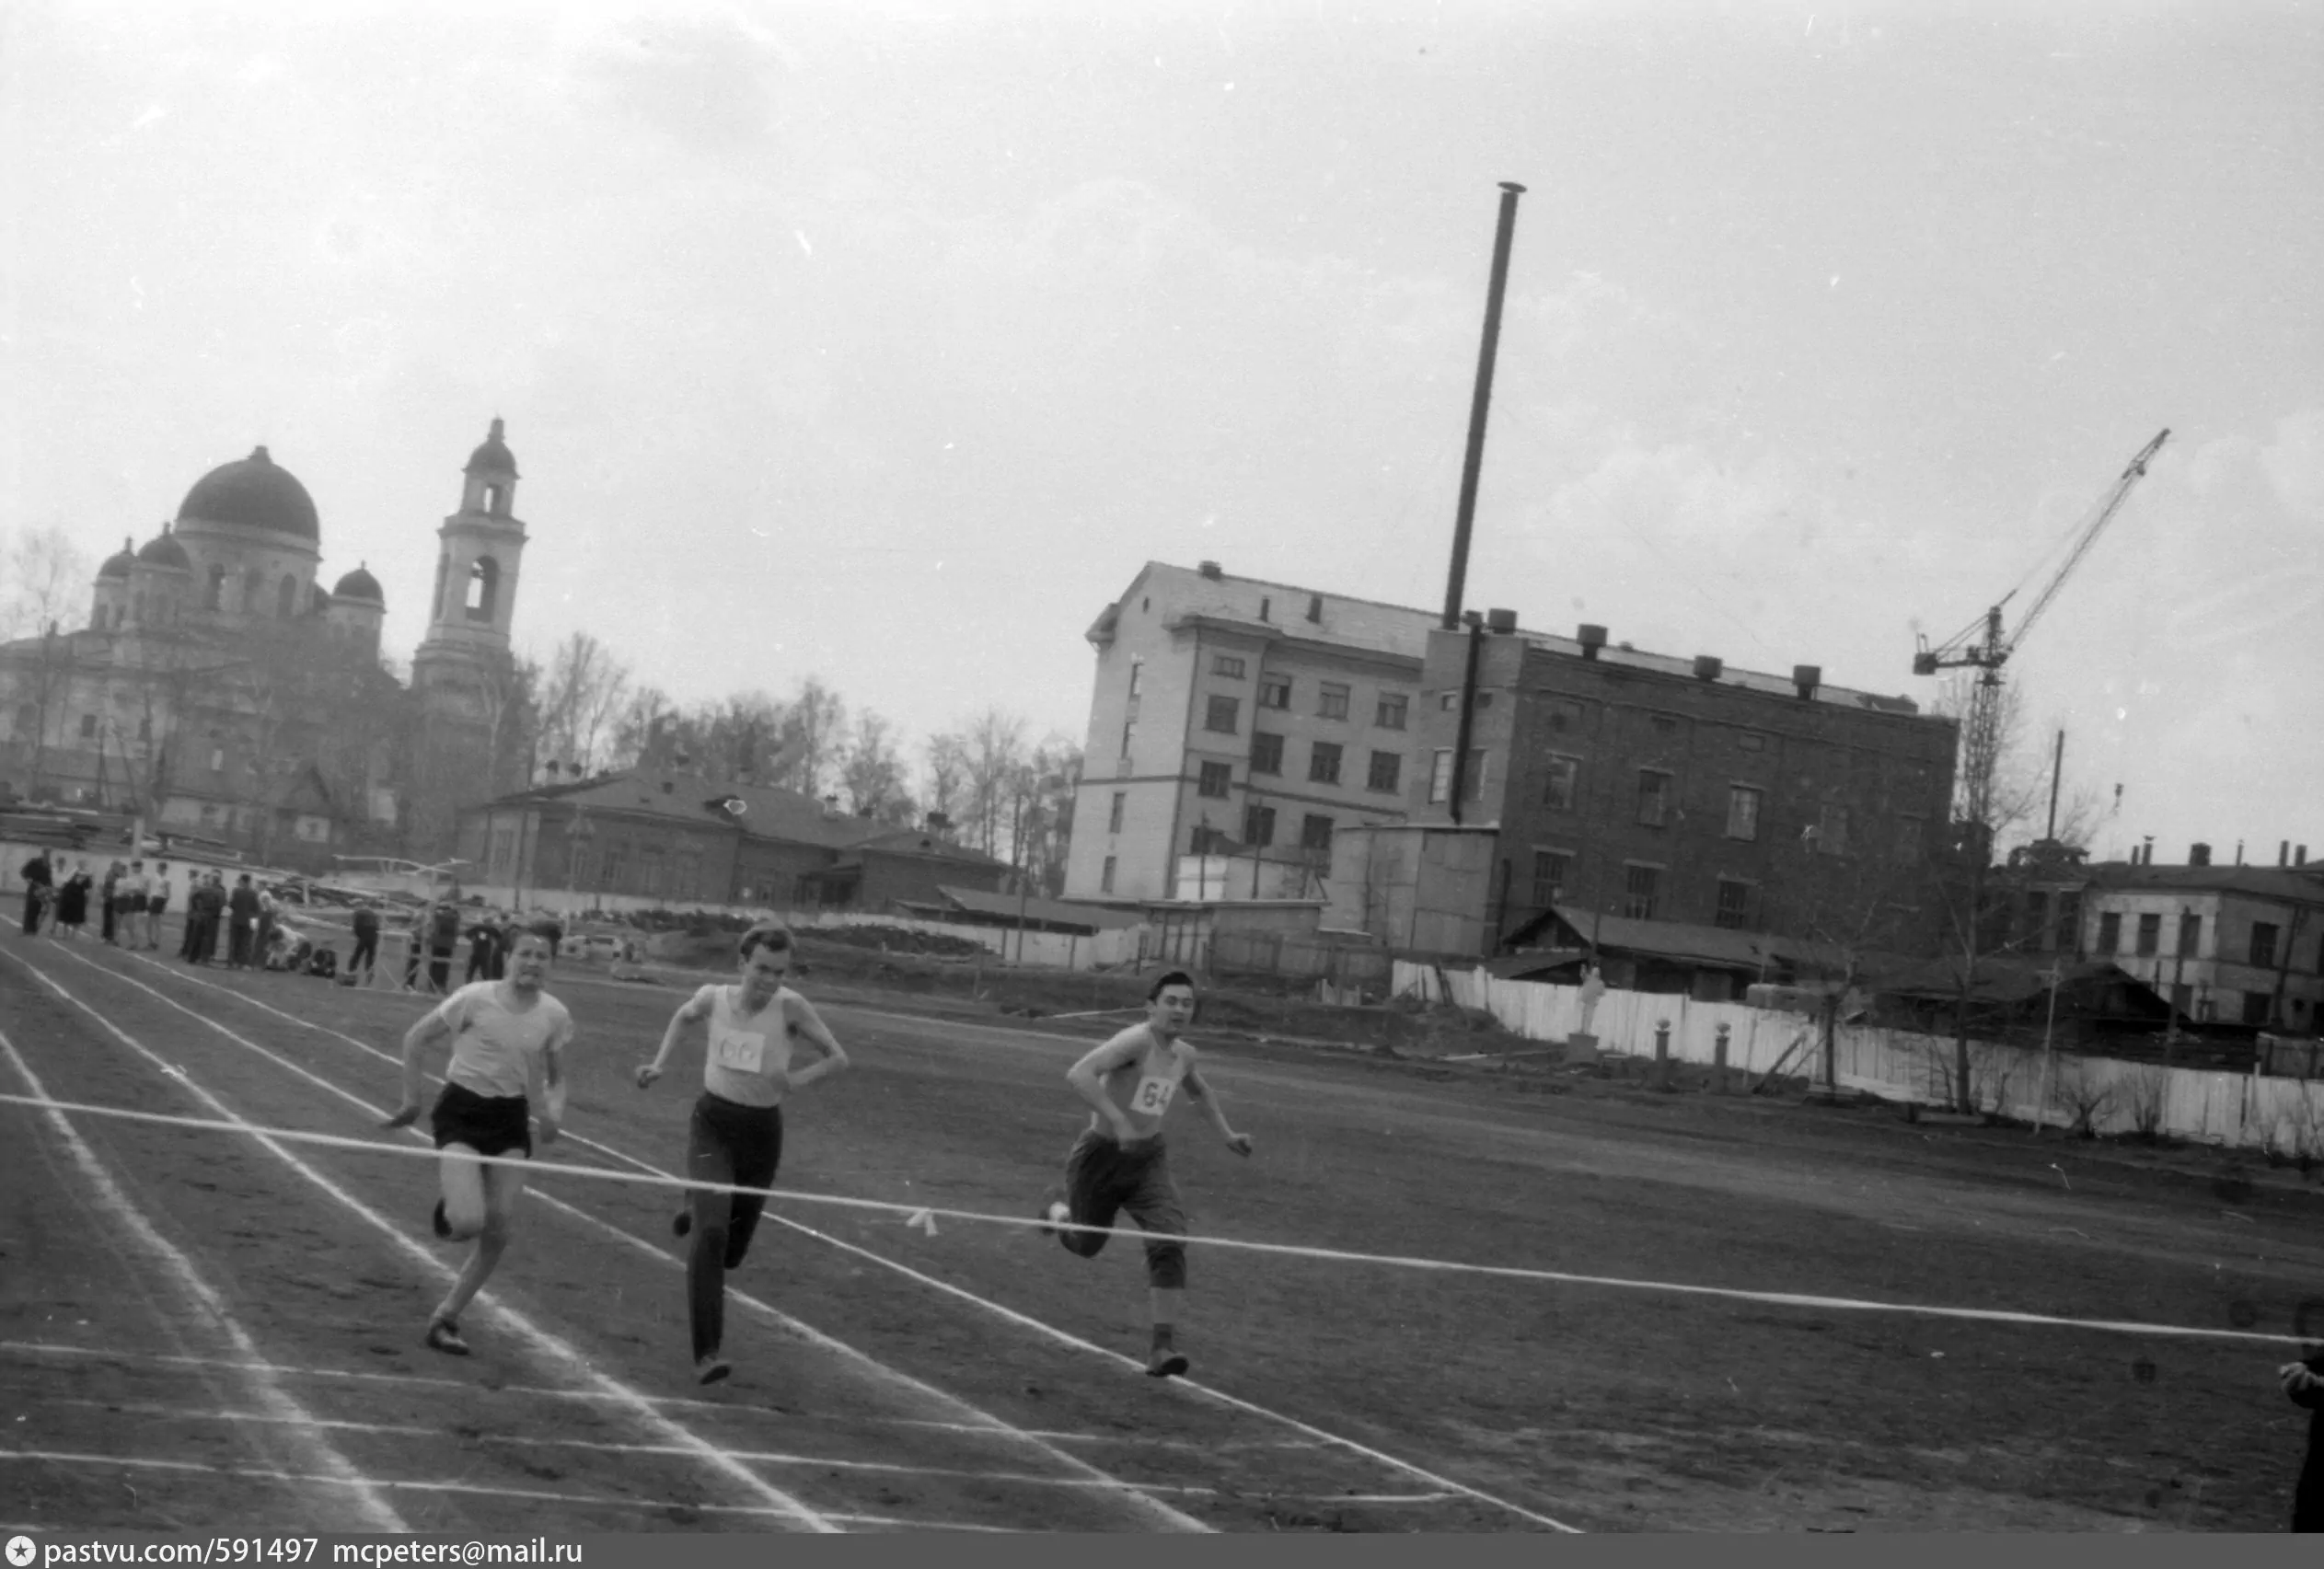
<box><xmin>1063</xmin><ymin>561</ymin><xmax>1436</xmax><ymax>903</ymax></box>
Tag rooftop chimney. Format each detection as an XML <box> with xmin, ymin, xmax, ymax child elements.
<box><xmin>2190</xmin><ymin>842</ymin><xmax>2211</xmax><ymax>867</ymax></box>
<box><xmin>1197</xmin><ymin>560</ymin><xmax>1222</xmax><ymax>580</ymax></box>
<box><xmin>1486</xmin><ymin>607</ymin><xmax>1517</xmax><ymax>633</ymax></box>
<box><xmin>1577</xmin><ymin>624</ymin><xmax>1607</xmax><ymax>661</ymax></box>
<box><xmin>2235</xmin><ymin>839</ymin><xmax>2245</xmax><ymax>866</ymax></box>
<box><xmin>1307</xmin><ymin>594</ymin><xmax>1324</xmax><ymax>623</ymax></box>
<box><xmin>1693</xmin><ymin>655</ymin><xmax>1723</xmax><ymax>682</ymax></box>
<box><xmin>2280</xmin><ymin>840</ymin><xmax>2290</xmax><ymax>867</ymax></box>
<box><xmin>1462</xmin><ymin>609</ymin><xmax>1484</xmax><ymax>629</ymax></box>
<box><xmin>2298</xmin><ymin>845</ymin><xmax>2309</xmax><ymax>866</ymax></box>
<box><xmin>1793</xmin><ymin>664</ymin><xmax>1821</xmax><ymax>700</ymax></box>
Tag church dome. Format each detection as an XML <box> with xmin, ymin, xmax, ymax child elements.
<box><xmin>177</xmin><ymin>445</ymin><xmax>319</xmax><ymax>542</ymax></box>
<box><xmin>463</xmin><ymin>417</ymin><xmax>519</xmax><ymax>479</ymax></box>
<box><xmin>98</xmin><ymin>537</ymin><xmax>137</xmax><ymax>579</ymax></box>
<box><xmin>332</xmin><ymin>563</ymin><xmax>385</xmax><ymax>605</ymax></box>
<box><xmin>136</xmin><ymin>527</ymin><xmax>191</xmax><ymax>570</ymax></box>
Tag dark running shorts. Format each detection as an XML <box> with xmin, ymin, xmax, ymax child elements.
<box><xmin>431</xmin><ymin>1082</ymin><xmax>532</xmax><ymax>1159</ymax></box>
<box><xmin>127</xmin><ymin>894</ymin><xmax>149</xmax><ymax>913</ymax></box>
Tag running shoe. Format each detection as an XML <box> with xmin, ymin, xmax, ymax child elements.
<box><xmin>424</xmin><ymin>1319</ymin><xmax>470</xmax><ymax>1357</ymax></box>
<box><xmin>671</xmin><ymin>1207</ymin><xmax>692</xmax><ymax>1239</ymax></box>
<box><xmin>696</xmin><ymin>1356</ymin><xmax>731</xmax><ymax>1387</ymax></box>
<box><xmin>1036</xmin><ymin>1194</ymin><xmax>1070</xmax><ymax>1240</ymax></box>
<box><xmin>1145</xmin><ymin>1348</ymin><xmax>1189</xmax><ymax>1379</ymax></box>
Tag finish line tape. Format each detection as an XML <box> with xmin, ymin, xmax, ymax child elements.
<box><xmin>0</xmin><ymin>1089</ymin><xmax>2307</xmax><ymax>1350</ymax></box>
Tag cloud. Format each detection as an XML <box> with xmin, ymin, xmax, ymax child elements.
<box><xmin>562</xmin><ymin>10</ymin><xmax>792</xmax><ymax>154</ymax></box>
<box><xmin>2260</xmin><ymin>407</ymin><xmax>2324</xmax><ymax>522</ymax></box>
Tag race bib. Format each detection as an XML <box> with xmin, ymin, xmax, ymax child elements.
<box><xmin>1129</xmin><ymin>1074</ymin><xmax>1178</xmax><ymax>1116</ymax></box>
<box><xmin>712</xmin><ymin>1028</ymin><xmax>768</xmax><ymax>1075</ymax></box>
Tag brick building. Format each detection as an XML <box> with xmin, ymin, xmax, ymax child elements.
<box><xmin>458</xmin><ymin>768</ymin><xmax>1009</xmax><ymax>913</ymax></box>
<box><xmin>1060</xmin><ymin>561</ymin><xmax>1963</xmax><ymax>961</ymax></box>
<box><xmin>1333</xmin><ymin>616</ymin><xmax>1961</xmax><ymax>958</ymax></box>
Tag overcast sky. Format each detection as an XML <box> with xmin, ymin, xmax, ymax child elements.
<box><xmin>5</xmin><ymin>2</ymin><xmax>2318</xmax><ymax>864</ymax></box>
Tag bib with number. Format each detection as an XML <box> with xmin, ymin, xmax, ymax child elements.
<box><xmin>1129</xmin><ymin>1073</ymin><xmax>1179</xmax><ymax>1116</ymax></box>
<box><xmin>711</xmin><ymin>1027</ymin><xmax>769</xmax><ymax>1076</ymax></box>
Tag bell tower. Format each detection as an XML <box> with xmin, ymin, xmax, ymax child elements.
<box><xmin>412</xmin><ymin>418</ymin><xmax>527</xmax><ymax>709</ymax></box>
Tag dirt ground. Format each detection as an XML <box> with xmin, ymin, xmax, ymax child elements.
<box><xmin>5</xmin><ymin>922</ymin><xmax>2321</xmax><ymax>1533</ymax></box>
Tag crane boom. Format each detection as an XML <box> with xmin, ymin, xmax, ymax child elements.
<box><xmin>2008</xmin><ymin>428</ymin><xmax>2168</xmax><ymax>655</ymax></box>
<box><xmin>1912</xmin><ymin>428</ymin><xmax>2168</xmax><ymax>676</ymax></box>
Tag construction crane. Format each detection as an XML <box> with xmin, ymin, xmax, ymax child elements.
<box><xmin>1914</xmin><ymin>428</ymin><xmax>2169</xmax><ymax>851</ymax></box>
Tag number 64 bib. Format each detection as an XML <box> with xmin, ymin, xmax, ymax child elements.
<box><xmin>712</xmin><ymin>1027</ymin><xmax>768</xmax><ymax>1075</ymax></box>
<box><xmin>1129</xmin><ymin>1074</ymin><xmax>1178</xmax><ymax>1116</ymax></box>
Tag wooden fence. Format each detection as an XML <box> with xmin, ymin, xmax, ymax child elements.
<box><xmin>1394</xmin><ymin>962</ymin><xmax>2324</xmax><ymax>1155</ymax></box>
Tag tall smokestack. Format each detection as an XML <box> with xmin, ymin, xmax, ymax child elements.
<box><xmin>1441</xmin><ymin>181</ymin><xmax>1528</xmax><ymax>631</ymax></box>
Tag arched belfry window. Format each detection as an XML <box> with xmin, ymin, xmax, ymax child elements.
<box><xmin>482</xmin><ymin>483</ymin><xmax>502</xmax><ymax>515</ymax></box>
<box><xmin>466</xmin><ymin>557</ymin><xmax>500</xmax><ymax>622</ymax></box>
<box><xmin>277</xmin><ymin>575</ymin><xmax>296</xmax><ymax>619</ymax></box>
<box><xmin>206</xmin><ymin>565</ymin><xmax>227</xmax><ymax>611</ymax></box>
<box><xmin>242</xmin><ymin>568</ymin><xmax>262</xmax><ymax>614</ymax></box>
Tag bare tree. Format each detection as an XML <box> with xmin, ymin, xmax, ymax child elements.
<box><xmin>841</xmin><ymin>709</ymin><xmax>912</xmax><ymax>821</ymax></box>
<box><xmin>772</xmin><ymin>676</ymin><xmax>845</xmax><ymax>800</ymax></box>
<box><xmin>1018</xmin><ymin>734</ymin><xmax>1081</xmax><ymax>893</ymax></box>
<box><xmin>957</xmin><ymin>709</ymin><xmax>1029</xmax><ymax>857</ymax></box>
<box><xmin>922</xmin><ymin>731</ymin><xmax>969</xmax><ymax>836</ymax></box>
<box><xmin>537</xmin><ymin>632</ymin><xmax>631</xmax><ymax>775</ymax></box>
<box><xmin>1</xmin><ymin>525</ymin><xmax>90</xmax><ymax>641</ymax></box>
<box><xmin>607</xmin><ymin>684</ymin><xmax>676</xmax><ymax>771</ymax></box>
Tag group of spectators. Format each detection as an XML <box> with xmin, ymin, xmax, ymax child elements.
<box><xmin>17</xmin><ymin>852</ymin><xmax>173</xmax><ymax>945</ymax></box>
<box><xmin>376</xmin><ymin>897</ymin><xmax>559</xmax><ymax>996</ymax></box>
<box><xmin>16</xmin><ymin>852</ymin><xmax>561</xmax><ymax>997</ymax></box>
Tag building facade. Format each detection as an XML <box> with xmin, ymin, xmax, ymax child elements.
<box><xmin>0</xmin><ymin>423</ymin><xmax>534</xmax><ymax>867</ymax></box>
<box><xmin>1388</xmin><ymin>618</ymin><xmax>1961</xmax><ymax>957</ymax></box>
<box><xmin>2046</xmin><ymin>859</ymin><xmax>2324</xmax><ymax>1033</ymax></box>
<box><xmin>1063</xmin><ymin>560</ymin><xmax>1437</xmax><ymax>904</ymax></box>
<box><xmin>459</xmin><ymin>767</ymin><xmax>1010</xmax><ymax>914</ymax></box>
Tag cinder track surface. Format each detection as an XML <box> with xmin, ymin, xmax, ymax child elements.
<box><xmin>5</xmin><ymin>931</ymin><xmax>2319</xmax><ymax>1531</ymax></box>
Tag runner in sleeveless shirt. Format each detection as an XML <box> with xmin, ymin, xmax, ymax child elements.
<box><xmin>635</xmin><ymin>923</ymin><xmax>849</xmax><ymax>1385</ymax></box>
<box><xmin>381</xmin><ymin>925</ymin><xmax>574</xmax><ymax>1356</ymax></box>
<box><xmin>1039</xmin><ymin>969</ymin><xmax>1252</xmax><ymax>1378</ymax></box>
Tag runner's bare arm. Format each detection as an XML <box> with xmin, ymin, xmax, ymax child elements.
<box><xmin>1185</xmin><ymin>1065</ymin><xmax>1253</xmax><ymax>1155</ymax></box>
<box><xmin>782</xmin><ymin>996</ymin><xmax>850</xmax><ymax>1090</ymax></box>
<box><xmin>383</xmin><ymin>1010</ymin><xmax>453</xmax><ymax>1126</ymax></box>
<box><xmin>1066</xmin><ymin>1031</ymin><xmax>1146</xmax><ymax>1141</ymax></box>
<box><xmin>636</xmin><ymin>987</ymin><xmax>715</xmax><ymax>1089</ymax></box>
<box><xmin>532</xmin><ymin>1033</ymin><xmax>568</xmax><ymax>1145</ymax></box>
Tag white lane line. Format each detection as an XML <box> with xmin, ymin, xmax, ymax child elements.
<box><xmin>5</xmin><ymin>949</ymin><xmax>838</xmax><ymax>1535</ymax></box>
<box><xmin>0</xmin><ymin>1025</ymin><xmax>406</xmax><ymax>1532</ymax></box>
<box><xmin>1</xmin><ymin>1340</ymin><xmax>1318</xmax><ymax>1452</ymax></box>
<box><xmin>120</xmin><ymin>952</ymin><xmax>1577</xmax><ymax>1531</ymax></box>
<box><xmin>0</xmin><ymin>1452</ymin><xmax>1007</xmax><ymax>1532</ymax></box>
<box><xmin>101</xmin><ymin>949</ymin><xmax>1217</xmax><ymax>1533</ymax></box>
<box><xmin>45</xmin><ymin>1400</ymin><xmax>1456</xmax><ymax>1504</ymax></box>
<box><xmin>753</xmin><ymin>1210</ymin><xmax>1584</xmax><ymax>1532</ymax></box>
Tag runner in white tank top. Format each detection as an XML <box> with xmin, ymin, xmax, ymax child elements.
<box><xmin>382</xmin><ymin>926</ymin><xmax>573</xmax><ymax>1358</ymax></box>
<box><xmin>637</xmin><ymin>922</ymin><xmax>849</xmax><ymax>1384</ymax></box>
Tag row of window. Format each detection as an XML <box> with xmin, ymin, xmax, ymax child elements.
<box><xmin>1530</xmin><ymin>755</ymin><xmax>1923</xmax><ymax>860</ymax></box>
<box><xmin>2094</xmin><ymin>911</ymin><xmax>2317</xmax><ymax>971</ymax></box>
<box><xmin>1199</xmin><ymin>683</ymin><xmax>1411</xmax><ymax>736</ymax></box>
<box><xmin>1243</xmin><ymin>737</ymin><xmax>1403</xmax><ymax>792</ymax></box>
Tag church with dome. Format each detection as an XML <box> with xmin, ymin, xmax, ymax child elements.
<box><xmin>0</xmin><ymin>421</ymin><xmax>538</xmax><ymax>866</ymax></box>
